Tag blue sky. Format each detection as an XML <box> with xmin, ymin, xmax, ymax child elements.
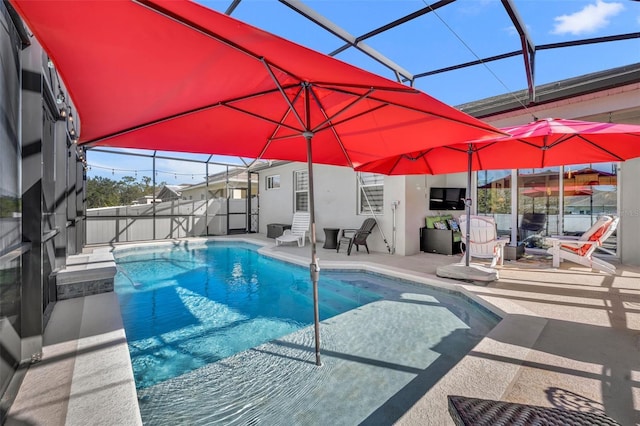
<box><xmin>87</xmin><ymin>0</ymin><xmax>640</xmax><ymax>185</ymax></box>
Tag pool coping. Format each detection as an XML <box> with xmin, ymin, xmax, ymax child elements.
<box><xmin>14</xmin><ymin>237</ymin><xmax>547</xmax><ymax>425</ymax></box>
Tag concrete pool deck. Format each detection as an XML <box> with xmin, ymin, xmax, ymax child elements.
<box><xmin>5</xmin><ymin>234</ymin><xmax>640</xmax><ymax>425</ymax></box>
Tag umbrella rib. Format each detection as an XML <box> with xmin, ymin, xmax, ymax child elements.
<box><xmin>549</xmin><ymin>134</ymin><xmax>626</xmax><ymax>162</ymax></box>
<box><xmin>312</xmin><ymin>81</ymin><xmax>419</xmax><ymax>95</ymax></box>
<box><xmin>310</xmin><ymin>87</ymin><xmax>375</xmax><ymax>132</ymax></box>
<box><xmin>387</xmin><ymin>155</ymin><xmax>404</xmax><ymax>174</ymax></box>
<box><xmin>421</xmin><ymin>154</ymin><xmax>436</xmax><ymax>175</ymax></box>
<box><xmin>135</xmin><ymin>0</ymin><xmax>312</xmax><ymax>87</ymax></box>
<box><xmin>407</xmin><ymin>150</ymin><xmax>435</xmax><ymax>174</ymax></box>
<box><xmin>224</xmin><ymin>104</ymin><xmax>302</xmax><ymax>133</ymax></box>
<box><xmin>82</xmin><ymin>84</ymin><xmax>302</xmax><ymax>146</ymax></box>
<box><xmin>262</xmin><ymin>59</ymin><xmax>308</xmax><ymax>131</ymax></box>
<box><xmin>255</xmin><ymin>86</ymin><xmax>307</xmax><ymax>161</ymax></box>
<box><xmin>307</xmin><ymin>86</ymin><xmax>356</xmax><ymax>168</ymax></box>
<box><xmin>315</xmin><ymin>104</ymin><xmax>389</xmax><ymax>131</ymax></box>
<box><xmin>318</xmin><ymin>86</ymin><xmax>507</xmax><ymax>137</ymax></box>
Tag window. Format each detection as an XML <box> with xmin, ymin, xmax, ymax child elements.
<box><xmin>358</xmin><ymin>172</ymin><xmax>383</xmax><ymax>214</ymax></box>
<box><xmin>266</xmin><ymin>174</ymin><xmax>280</xmax><ymax>190</ymax></box>
<box><xmin>294</xmin><ymin>170</ymin><xmax>309</xmax><ymax>212</ymax></box>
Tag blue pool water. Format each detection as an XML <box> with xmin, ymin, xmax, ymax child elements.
<box><xmin>114</xmin><ymin>241</ymin><xmax>383</xmax><ymax>389</ymax></box>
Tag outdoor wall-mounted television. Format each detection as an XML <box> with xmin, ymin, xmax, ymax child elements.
<box><xmin>429</xmin><ymin>187</ymin><xmax>466</xmax><ymax>211</ymax></box>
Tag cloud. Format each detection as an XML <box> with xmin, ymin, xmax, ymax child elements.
<box><xmin>504</xmin><ymin>23</ymin><xmax>532</xmax><ymax>37</ymax></box>
<box><xmin>551</xmin><ymin>0</ymin><xmax>624</xmax><ymax>35</ymax></box>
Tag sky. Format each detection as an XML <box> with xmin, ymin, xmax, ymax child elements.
<box><xmin>86</xmin><ymin>0</ymin><xmax>640</xmax><ymax>185</ymax></box>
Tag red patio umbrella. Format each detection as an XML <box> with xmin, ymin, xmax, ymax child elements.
<box><xmin>357</xmin><ymin>117</ymin><xmax>640</xmax><ymax>268</ymax></box>
<box><xmin>356</xmin><ymin>118</ymin><xmax>640</xmax><ymax>175</ymax></box>
<box><xmin>10</xmin><ymin>0</ymin><xmax>504</xmax><ymax>365</ymax></box>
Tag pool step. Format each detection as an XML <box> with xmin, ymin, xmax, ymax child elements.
<box><xmin>55</xmin><ymin>252</ymin><xmax>117</xmax><ymax>300</ymax></box>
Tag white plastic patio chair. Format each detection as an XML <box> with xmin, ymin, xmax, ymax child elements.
<box><xmin>275</xmin><ymin>212</ymin><xmax>310</xmax><ymax>247</ymax></box>
<box><xmin>546</xmin><ymin>215</ymin><xmax>619</xmax><ymax>274</ymax></box>
<box><xmin>458</xmin><ymin>215</ymin><xmax>509</xmax><ymax>267</ymax></box>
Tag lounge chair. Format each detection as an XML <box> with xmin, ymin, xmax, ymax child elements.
<box><xmin>275</xmin><ymin>212</ymin><xmax>310</xmax><ymax>247</ymax></box>
<box><xmin>458</xmin><ymin>215</ymin><xmax>509</xmax><ymax>267</ymax></box>
<box><xmin>546</xmin><ymin>215</ymin><xmax>619</xmax><ymax>274</ymax></box>
<box><xmin>336</xmin><ymin>218</ymin><xmax>377</xmax><ymax>255</ymax></box>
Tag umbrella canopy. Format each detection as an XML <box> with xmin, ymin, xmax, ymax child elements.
<box><xmin>356</xmin><ymin>118</ymin><xmax>640</xmax><ymax>175</ymax></box>
<box><xmin>356</xmin><ymin>117</ymin><xmax>640</xmax><ymax>267</ymax></box>
<box><xmin>10</xmin><ymin>0</ymin><xmax>501</xmax><ymax>166</ymax></box>
<box><xmin>10</xmin><ymin>0</ymin><xmax>505</xmax><ymax>366</ymax></box>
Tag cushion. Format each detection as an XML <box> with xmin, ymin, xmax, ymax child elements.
<box><xmin>453</xmin><ymin>232</ymin><xmax>462</xmax><ymax>243</ymax></box>
<box><xmin>433</xmin><ymin>221</ymin><xmax>448</xmax><ymax>230</ymax></box>
<box><xmin>441</xmin><ymin>214</ymin><xmax>454</xmax><ymax>222</ymax></box>
<box><xmin>448</xmin><ymin>218</ymin><xmax>460</xmax><ymax>232</ymax></box>
<box><xmin>562</xmin><ymin>220</ymin><xmax>611</xmax><ymax>257</ymax></box>
<box><xmin>426</xmin><ymin>216</ymin><xmax>442</xmax><ymax>229</ymax></box>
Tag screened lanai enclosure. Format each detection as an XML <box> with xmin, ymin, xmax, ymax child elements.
<box><xmin>85</xmin><ymin>148</ymin><xmax>263</xmax><ymax>244</ymax></box>
<box><xmin>1</xmin><ymin>0</ymin><xmax>639</xmax><ymax>418</ymax></box>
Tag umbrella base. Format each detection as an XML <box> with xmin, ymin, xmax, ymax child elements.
<box><xmin>436</xmin><ymin>263</ymin><xmax>498</xmax><ymax>284</ymax></box>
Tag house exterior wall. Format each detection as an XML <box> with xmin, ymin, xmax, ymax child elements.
<box><xmin>259</xmin><ymin>162</ymin><xmax>397</xmax><ymax>254</ymax></box>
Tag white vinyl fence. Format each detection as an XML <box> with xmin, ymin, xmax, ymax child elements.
<box><xmin>86</xmin><ymin>197</ymin><xmax>254</xmax><ymax>244</ymax></box>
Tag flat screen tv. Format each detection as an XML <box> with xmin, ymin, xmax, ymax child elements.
<box><xmin>429</xmin><ymin>187</ymin><xmax>466</xmax><ymax>211</ymax></box>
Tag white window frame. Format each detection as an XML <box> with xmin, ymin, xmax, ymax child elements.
<box><xmin>358</xmin><ymin>172</ymin><xmax>384</xmax><ymax>215</ymax></box>
<box><xmin>266</xmin><ymin>174</ymin><xmax>280</xmax><ymax>190</ymax></box>
<box><xmin>294</xmin><ymin>170</ymin><xmax>309</xmax><ymax>212</ymax></box>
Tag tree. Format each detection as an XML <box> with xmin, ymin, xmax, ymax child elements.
<box><xmin>86</xmin><ymin>176</ymin><xmax>121</xmax><ymax>208</ymax></box>
<box><xmin>86</xmin><ymin>175</ymin><xmax>157</xmax><ymax>208</ymax></box>
<box><xmin>118</xmin><ymin>176</ymin><xmax>144</xmax><ymax>205</ymax></box>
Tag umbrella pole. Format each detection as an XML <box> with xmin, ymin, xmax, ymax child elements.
<box><xmin>465</xmin><ymin>145</ymin><xmax>472</xmax><ymax>267</ymax></box>
<box><xmin>305</xmin><ymin>132</ymin><xmax>322</xmax><ymax>366</ymax></box>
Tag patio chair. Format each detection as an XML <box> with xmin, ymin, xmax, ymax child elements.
<box><xmin>458</xmin><ymin>215</ymin><xmax>509</xmax><ymax>267</ymax></box>
<box><xmin>546</xmin><ymin>215</ymin><xmax>619</xmax><ymax>274</ymax></box>
<box><xmin>336</xmin><ymin>218</ymin><xmax>377</xmax><ymax>255</ymax></box>
<box><xmin>275</xmin><ymin>212</ymin><xmax>310</xmax><ymax>247</ymax></box>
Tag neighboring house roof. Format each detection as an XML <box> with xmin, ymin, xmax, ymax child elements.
<box><xmin>155</xmin><ymin>185</ymin><xmax>186</xmax><ymax>200</ymax></box>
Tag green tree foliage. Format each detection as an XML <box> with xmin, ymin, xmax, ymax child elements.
<box><xmin>86</xmin><ymin>175</ymin><xmax>158</xmax><ymax>208</ymax></box>
<box><xmin>477</xmin><ymin>188</ymin><xmax>511</xmax><ymax>214</ymax></box>
<box><xmin>0</xmin><ymin>196</ymin><xmax>20</xmax><ymax>218</ymax></box>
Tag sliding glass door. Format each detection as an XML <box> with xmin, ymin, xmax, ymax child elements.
<box><xmin>476</xmin><ymin>163</ymin><xmax>619</xmax><ymax>255</ymax></box>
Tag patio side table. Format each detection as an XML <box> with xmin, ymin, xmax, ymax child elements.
<box><xmin>323</xmin><ymin>228</ymin><xmax>340</xmax><ymax>249</ymax></box>
<box><xmin>267</xmin><ymin>223</ymin><xmax>291</xmax><ymax>239</ymax></box>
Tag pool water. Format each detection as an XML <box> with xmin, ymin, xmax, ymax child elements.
<box><xmin>114</xmin><ymin>241</ymin><xmax>382</xmax><ymax>389</ymax></box>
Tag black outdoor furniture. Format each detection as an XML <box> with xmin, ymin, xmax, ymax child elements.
<box><xmin>519</xmin><ymin>212</ymin><xmax>547</xmax><ymax>247</ymax></box>
<box><xmin>447</xmin><ymin>395</ymin><xmax>620</xmax><ymax>426</ymax></box>
<box><xmin>266</xmin><ymin>223</ymin><xmax>291</xmax><ymax>239</ymax></box>
<box><xmin>336</xmin><ymin>218</ymin><xmax>377</xmax><ymax>255</ymax></box>
<box><xmin>322</xmin><ymin>228</ymin><xmax>340</xmax><ymax>249</ymax></box>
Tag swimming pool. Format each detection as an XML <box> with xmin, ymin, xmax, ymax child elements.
<box><xmin>114</xmin><ymin>241</ymin><xmax>383</xmax><ymax>389</ymax></box>
<box><xmin>114</xmin><ymin>240</ymin><xmax>499</xmax><ymax>424</ymax></box>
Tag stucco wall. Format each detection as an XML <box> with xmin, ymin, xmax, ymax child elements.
<box><xmin>259</xmin><ymin>162</ymin><xmax>397</xmax><ymax>255</ymax></box>
<box><xmin>620</xmin><ymin>157</ymin><xmax>640</xmax><ymax>266</ymax></box>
